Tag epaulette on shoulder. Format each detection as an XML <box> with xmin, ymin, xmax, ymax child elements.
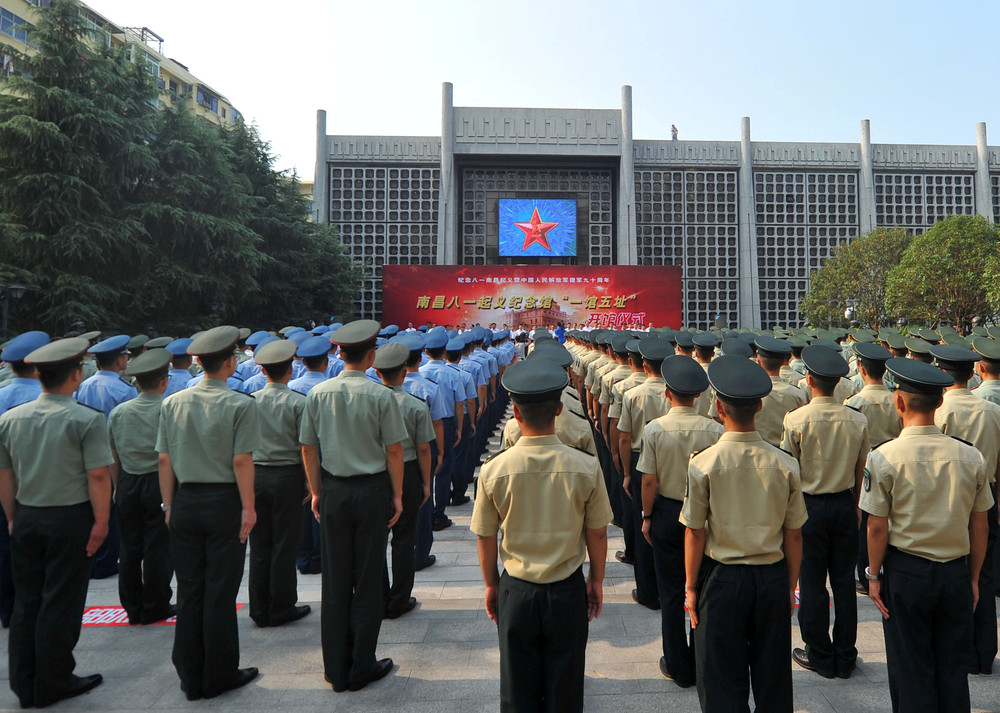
<box><xmin>569</xmin><ymin>444</ymin><xmax>596</xmax><ymax>457</ymax></box>
<box><xmin>949</xmin><ymin>435</ymin><xmax>975</xmax><ymax>448</ymax></box>
<box><xmin>786</xmin><ymin>403</ymin><xmax>805</xmax><ymax>415</ymax></box>
<box><xmin>288</xmin><ymin>389</ymin><xmax>306</xmax><ymax>398</ymax></box>
<box><xmin>119</xmin><ymin>377</ymin><xmax>133</xmax><ymax>387</ymax></box>
<box><xmin>776</xmin><ymin>446</ymin><xmax>795</xmax><ymax>458</ymax></box>
<box><xmin>483</xmin><ymin>448</ymin><xmax>507</xmax><ymax>464</ymax></box>
<box><xmin>689</xmin><ymin>445</ymin><xmax>711</xmax><ymax>459</ymax></box>
<box><xmin>844</xmin><ymin>404</ymin><xmax>862</xmax><ymax>413</ymax></box>
<box><xmin>871</xmin><ymin>439</ymin><xmax>891</xmax><ymax>450</ymax></box>
<box><xmin>78</xmin><ymin>402</ymin><xmax>103</xmax><ymax>414</ymax></box>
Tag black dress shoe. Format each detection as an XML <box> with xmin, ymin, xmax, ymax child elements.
<box><xmin>348</xmin><ymin>658</ymin><xmax>393</xmax><ymax>692</ymax></box>
<box><xmin>385</xmin><ymin>597</ymin><xmax>417</xmax><ymax>620</ymax></box>
<box><xmin>415</xmin><ymin>555</ymin><xmax>436</xmax><ymax>571</ymax></box>
<box><xmin>659</xmin><ymin>656</ymin><xmax>693</xmax><ymax>688</ymax></box>
<box><xmin>792</xmin><ymin>648</ymin><xmax>835</xmax><ymax>679</ymax></box>
<box><xmin>631</xmin><ymin>588</ymin><xmax>660</xmax><ymax>610</ymax></box>
<box><xmin>41</xmin><ymin>673</ymin><xmax>103</xmax><ymax>707</ymax></box>
<box><xmin>615</xmin><ymin>550</ymin><xmax>634</xmax><ymax>565</ymax></box>
<box><xmin>450</xmin><ymin>494</ymin><xmax>471</xmax><ymax>506</ymax></box>
<box><xmin>203</xmin><ymin>667</ymin><xmax>258</xmax><ymax>699</ymax></box>
<box><xmin>324</xmin><ymin>674</ymin><xmax>348</xmax><ymax>693</ymax></box>
<box><xmin>432</xmin><ymin>517</ymin><xmax>453</xmax><ymax>531</ymax></box>
<box><xmin>836</xmin><ymin>661</ymin><xmax>856</xmax><ymax>679</ymax></box>
<box><xmin>271</xmin><ymin>605</ymin><xmax>311</xmax><ymax>626</ymax></box>
<box><xmin>141</xmin><ymin>604</ymin><xmax>177</xmax><ymax>625</ymax></box>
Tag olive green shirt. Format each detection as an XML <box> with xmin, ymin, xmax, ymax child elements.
<box><xmin>618</xmin><ymin>377</ymin><xmax>669</xmax><ymax>451</ymax></box>
<box><xmin>501</xmin><ymin>411</ymin><xmax>597</xmax><ymax>455</ymax></box>
<box><xmin>252</xmin><ymin>383</ymin><xmax>306</xmax><ymax>467</ymax></box>
<box><xmin>715</xmin><ymin>375</ymin><xmax>806</xmax><ymax>445</ymax></box>
<box><xmin>599</xmin><ymin>364</ymin><xmax>632</xmax><ymax>406</ymax></box>
<box><xmin>298</xmin><ymin>370</ymin><xmax>407</xmax><ymax>476</ymax></box>
<box><xmin>935</xmin><ymin>388</ymin><xmax>1000</xmax><ymax>485</ymax></box>
<box><xmin>471</xmin><ymin>434</ymin><xmax>613</xmax><ymax>584</ymax></box>
<box><xmin>608</xmin><ymin>370</ymin><xmax>645</xmax><ymax>419</ymax></box>
<box><xmin>860</xmin><ymin>426</ymin><xmax>993</xmax><ymax>562</ymax></box>
<box><xmin>681</xmin><ymin>431</ymin><xmax>807</xmax><ymax>565</ymax></box>
<box><xmin>108</xmin><ymin>392</ymin><xmax>162</xmax><ymax>475</ymax></box>
<box><xmin>780</xmin><ymin>396</ymin><xmax>870</xmax><ymax>494</ymax></box>
<box><xmin>0</xmin><ymin>393</ymin><xmax>113</xmax><ymax>506</ymax></box>
<box><xmin>636</xmin><ymin>406</ymin><xmax>724</xmax><ymax>500</ymax></box>
<box><xmin>389</xmin><ymin>385</ymin><xmax>435</xmax><ymax>462</ymax></box>
<box><xmin>155</xmin><ymin>378</ymin><xmax>258</xmax><ymax>484</ymax></box>
<box><xmin>844</xmin><ymin>384</ymin><xmax>901</xmax><ymax>446</ymax></box>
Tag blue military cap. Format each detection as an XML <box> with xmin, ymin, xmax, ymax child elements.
<box><xmin>483</xmin><ymin>329</ymin><xmax>493</xmax><ymax>345</ymax></box>
<box><xmin>754</xmin><ymin>336</ymin><xmax>792</xmax><ymax>358</ymax></box>
<box><xmin>719</xmin><ymin>338</ymin><xmax>752</xmax><ymax>359</ymax></box>
<box><xmin>447</xmin><ymin>330</ymin><xmax>459</xmax><ymax>340</ymax></box>
<box><xmin>502</xmin><ymin>359</ymin><xmax>568</xmax><ymax>403</ymax></box>
<box><xmin>446</xmin><ymin>337</ymin><xmax>465</xmax><ymax>352</ymax></box>
<box><xmin>284</xmin><ymin>327</ymin><xmax>306</xmax><ymax>337</ymax></box>
<box><xmin>661</xmin><ymin>355</ymin><xmax>709</xmax><ymax>396</ymax></box>
<box><xmin>384</xmin><ymin>324</ymin><xmax>400</xmax><ymax>337</ymax></box>
<box><xmin>885</xmin><ymin>357</ymin><xmax>953</xmax><ymax>395</ymax></box>
<box><xmin>165</xmin><ymin>338</ymin><xmax>193</xmax><ymax>356</ymax></box>
<box><xmin>311</xmin><ymin>325</ymin><xmax>331</xmax><ymax>335</ymax></box>
<box><xmin>707</xmin><ymin>355</ymin><xmax>772</xmax><ymax>404</ymax></box>
<box><xmin>692</xmin><ymin>332</ymin><xmax>720</xmax><ymax>349</ymax></box>
<box><xmin>89</xmin><ymin>334</ymin><xmax>130</xmax><ymax>356</ymax></box>
<box><xmin>801</xmin><ymin>345</ymin><xmax>849</xmax><ymax>379</ymax></box>
<box><xmin>417</xmin><ymin>325</ymin><xmax>428</xmax><ymax>333</ymax></box>
<box><xmin>329</xmin><ymin>322</ymin><xmax>344</xmax><ymax>331</ymax></box>
<box><xmin>376</xmin><ymin>337</ymin><xmax>387</xmax><ymax>347</ymax></box>
<box><xmin>1</xmin><ymin>331</ymin><xmax>50</xmax><ymax>363</ymax></box>
<box><xmin>399</xmin><ymin>333</ymin><xmax>425</xmax><ymax>352</ymax></box>
<box><xmin>638</xmin><ymin>337</ymin><xmax>674</xmax><ymax>361</ymax></box>
<box><xmin>298</xmin><ymin>336</ymin><xmax>332</xmax><ymax>359</ymax></box>
<box><xmin>254</xmin><ymin>335</ymin><xmax>280</xmax><ymax>355</ymax></box>
<box><xmin>246</xmin><ymin>330</ymin><xmax>270</xmax><ymax>347</ymax></box>
<box><xmin>462</xmin><ymin>331</ymin><xmax>477</xmax><ymax>346</ymax></box>
<box><xmin>929</xmin><ymin>344</ymin><xmax>980</xmax><ymax>370</ymax></box>
<box><xmin>425</xmin><ymin>331</ymin><xmax>449</xmax><ymax>350</ymax></box>
<box><xmin>287</xmin><ymin>331</ymin><xmax>311</xmax><ymax>347</ymax></box>
<box><xmin>256</xmin><ymin>339</ymin><xmax>298</xmax><ymax>366</ymax></box>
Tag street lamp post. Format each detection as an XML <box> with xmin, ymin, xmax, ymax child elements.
<box><xmin>0</xmin><ymin>283</ymin><xmax>27</xmax><ymax>340</ymax></box>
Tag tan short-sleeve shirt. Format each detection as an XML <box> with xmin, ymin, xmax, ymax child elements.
<box><xmin>780</xmin><ymin>396</ymin><xmax>870</xmax><ymax>494</ymax></box>
<box><xmin>618</xmin><ymin>377</ymin><xmax>669</xmax><ymax>451</ymax></box>
<box><xmin>608</xmin><ymin>371</ymin><xmax>645</xmax><ymax>419</ymax></box>
<box><xmin>844</xmin><ymin>384</ymin><xmax>901</xmax><ymax>446</ymax></box>
<box><xmin>636</xmin><ymin>406</ymin><xmax>724</xmax><ymax>500</ymax></box>
<box><xmin>755</xmin><ymin>376</ymin><xmax>808</xmax><ymax>446</ymax></box>
<box><xmin>935</xmin><ymin>388</ymin><xmax>1000</xmax><ymax>484</ymax></box>
<box><xmin>501</xmin><ymin>412</ymin><xmax>596</xmax><ymax>455</ymax></box>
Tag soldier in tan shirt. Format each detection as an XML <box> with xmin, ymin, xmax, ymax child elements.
<box><xmin>753</xmin><ymin>337</ymin><xmax>807</xmax><ymax>446</ymax></box>
<box><xmin>781</xmin><ymin>346</ymin><xmax>869</xmax><ymax>680</ymax></box>
<box><xmin>861</xmin><ymin>358</ymin><xmax>992</xmax><ymax>713</ymax></box>
<box><xmin>472</xmin><ymin>359</ymin><xmax>612</xmax><ymax>713</ymax></box>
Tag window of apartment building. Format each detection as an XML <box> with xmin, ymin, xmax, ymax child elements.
<box><xmin>0</xmin><ymin>9</ymin><xmax>31</xmax><ymax>45</ymax></box>
<box><xmin>196</xmin><ymin>88</ymin><xmax>218</xmax><ymax>113</ymax></box>
<box><xmin>25</xmin><ymin>0</ymin><xmax>51</xmax><ymax>6</ymax></box>
<box><xmin>231</xmin><ymin>109</ymin><xmax>241</xmax><ymax>123</ymax></box>
<box><xmin>169</xmin><ymin>79</ymin><xmax>178</xmax><ymax>93</ymax></box>
<box><xmin>220</xmin><ymin>107</ymin><xmax>226</xmax><ymax>118</ymax></box>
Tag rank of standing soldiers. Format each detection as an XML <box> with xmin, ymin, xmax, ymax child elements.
<box><xmin>0</xmin><ymin>318</ymin><xmax>997</xmax><ymax>712</ymax></box>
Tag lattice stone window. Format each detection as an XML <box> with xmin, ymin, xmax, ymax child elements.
<box><xmin>992</xmin><ymin>175</ymin><xmax>1000</xmax><ymax>225</ymax></box>
<box><xmin>874</xmin><ymin>173</ymin><xmax>974</xmax><ymax>229</ymax></box>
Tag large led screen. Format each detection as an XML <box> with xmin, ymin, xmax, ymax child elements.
<box><xmin>498</xmin><ymin>198</ymin><xmax>577</xmax><ymax>258</ymax></box>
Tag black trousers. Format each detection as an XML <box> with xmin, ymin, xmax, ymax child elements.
<box><xmin>415</xmin><ymin>438</ymin><xmax>440</xmax><ymax>563</ymax></box>
<box><xmin>972</xmin><ymin>483</ymin><xmax>998</xmax><ymax>671</ymax></box>
<box><xmin>449</xmin><ymin>418</ymin><xmax>473</xmax><ymax>504</ymax></box>
<box><xmin>249</xmin><ymin>464</ymin><xmax>305</xmax><ymax>626</ymax></box>
<box><xmin>9</xmin><ymin>502</ymin><xmax>94</xmax><ymax>709</ymax></box>
<box><xmin>117</xmin><ymin>471</ymin><xmax>173</xmax><ymax>625</ymax></box>
<box><xmin>170</xmin><ymin>483</ymin><xmax>246</xmax><ymax>698</ymax></box>
<box><xmin>882</xmin><ymin>548</ymin><xmax>973</xmax><ymax>713</ymax></box>
<box><xmin>630</xmin><ymin>453</ymin><xmax>657</xmax><ymax>602</ymax></box>
<box><xmin>90</xmin><ymin>501</ymin><xmax>119</xmax><ymax>579</ymax></box>
<box><xmin>694</xmin><ymin>560</ymin><xmax>792</xmax><ymax>713</ymax></box>
<box><xmin>297</xmin><ymin>504</ymin><xmax>321</xmax><ymax>574</ymax></box>
<box><xmin>497</xmin><ymin>568</ymin><xmax>588</xmax><ymax>713</ymax></box>
<box><xmin>856</xmin><ymin>510</ymin><xmax>870</xmax><ymax>594</ymax></box>
<box><xmin>320</xmin><ymin>470</ymin><xmax>392</xmax><ymax>689</ymax></box>
<box><xmin>0</xmin><ymin>504</ymin><xmax>14</xmax><ymax>627</ymax></box>
<box><xmin>798</xmin><ymin>491</ymin><xmax>857</xmax><ymax>674</ymax></box>
<box><xmin>650</xmin><ymin>494</ymin><xmax>693</xmax><ymax>685</ymax></box>
<box><xmin>383</xmin><ymin>461</ymin><xmax>423</xmax><ymax>613</ymax></box>
<box><xmin>433</xmin><ymin>416</ymin><xmax>456</xmax><ymax>520</ymax></box>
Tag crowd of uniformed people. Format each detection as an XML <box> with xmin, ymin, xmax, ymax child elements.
<box><xmin>0</xmin><ymin>315</ymin><xmax>998</xmax><ymax>712</ymax></box>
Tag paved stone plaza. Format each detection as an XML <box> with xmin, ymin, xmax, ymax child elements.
<box><xmin>0</xmin><ymin>422</ymin><xmax>997</xmax><ymax>713</ymax></box>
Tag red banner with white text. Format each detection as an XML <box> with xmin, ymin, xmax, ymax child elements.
<box><xmin>381</xmin><ymin>265</ymin><xmax>682</xmax><ymax>329</ymax></box>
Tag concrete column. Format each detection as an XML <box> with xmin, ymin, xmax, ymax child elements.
<box><xmin>313</xmin><ymin>110</ymin><xmax>328</xmax><ymax>224</ymax></box>
<box><xmin>438</xmin><ymin>82</ymin><xmax>457</xmax><ymax>264</ymax></box>
<box><xmin>617</xmin><ymin>85</ymin><xmax>636</xmax><ymax>265</ymax></box>
<box><xmin>859</xmin><ymin>119</ymin><xmax>877</xmax><ymax>233</ymax></box>
<box><xmin>737</xmin><ymin>116</ymin><xmax>760</xmax><ymax>328</ymax></box>
<box><xmin>975</xmin><ymin>122</ymin><xmax>994</xmax><ymax>222</ymax></box>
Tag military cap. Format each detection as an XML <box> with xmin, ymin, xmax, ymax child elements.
<box><xmin>971</xmin><ymin>326</ymin><xmax>989</xmax><ymax>337</ymax></box>
<box><xmin>912</xmin><ymin>327</ymin><xmax>940</xmax><ymax>343</ymax></box>
<box><xmin>188</xmin><ymin>325</ymin><xmax>240</xmax><ymax>357</ymax></box>
<box><xmin>638</xmin><ymin>337</ymin><xmax>674</xmax><ymax>361</ymax></box>
<box><xmin>126</xmin><ymin>348</ymin><xmax>172</xmax><ymax>378</ymax></box>
<box><xmin>376</xmin><ymin>337</ymin><xmax>388</xmax><ymax>348</ymax></box>
<box><xmin>659</xmin><ymin>329</ymin><xmax>677</xmax><ymax>345</ymax></box>
<box><xmin>673</xmin><ymin>332</ymin><xmax>695</xmax><ymax>349</ymax></box>
<box><xmin>145</xmin><ymin>336</ymin><xmax>173</xmax><ymax>349</ymax></box>
<box><xmin>190</xmin><ymin>331</ymin><xmax>206</xmax><ymax>340</ymax></box>
<box><xmin>625</xmin><ymin>338</ymin><xmax>642</xmax><ymax>355</ymax></box>
<box><xmin>446</xmin><ymin>337</ymin><xmax>465</xmax><ymax>352</ymax></box>
<box><xmin>25</xmin><ymin>337</ymin><xmax>90</xmax><ymax>367</ymax></box>
<box><xmin>330</xmin><ymin>320</ymin><xmax>381</xmax><ymax>347</ymax></box>
<box><xmin>692</xmin><ymin>332</ymin><xmax>720</xmax><ymax>349</ymax></box>
<box><xmin>246</xmin><ymin>330</ymin><xmax>270</xmax><ymax>347</ymax></box>
<box><xmin>165</xmin><ymin>338</ymin><xmax>193</xmax><ymax>356</ymax></box>
<box><xmin>399</xmin><ymin>333</ymin><xmax>425</xmax><ymax>352</ymax></box>
<box><xmin>89</xmin><ymin>334</ymin><xmax>130</xmax><ymax>356</ymax></box>
<box><xmin>661</xmin><ymin>355</ymin><xmax>709</xmax><ymax>396</ymax></box>
<box><xmin>852</xmin><ymin>330</ymin><xmax>876</xmax><ymax>343</ymax></box>
<box><xmin>1</xmin><ymin>331</ymin><xmax>50</xmax><ymax>363</ymax></box>
<box><xmin>885</xmin><ymin>357</ymin><xmax>953</xmax><ymax>395</ymax></box>
<box><xmin>610</xmin><ymin>334</ymin><xmax>631</xmax><ymax>354</ymax></box>
<box><xmin>942</xmin><ymin>333</ymin><xmax>971</xmax><ymax>348</ymax></box>
<box><xmin>754</xmin><ymin>336</ymin><xmax>792</xmax><ymax>358</ymax></box>
<box><xmin>80</xmin><ymin>331</ymin><xmax>101</xmax><ymax>343</ymax></box>
<box><xmin>424</xmin><ymin>331</ymin><xmax>449</xmax><ymax>350</ymax></box>
<box><xmin>787</xmin><ymin>336</ymin><xmax>809</xmax><ymax>349</ymax></box>
<box><xmin>254</xmin><ymin>336</ymin><xmax>280</xmax><ymax>355</ymax></box>
<box><xmin>972</xmin><ymin>337</ymin><xmax>1000</xmax><ymax>362</ymax></box>
<box><xmin>929</xmin><ymin>344</ymin><xmax>980</xmax><ymax>370</ymax></box>
<box><xmin>527</xmin><ymin>343</ymin><xmax>573</xmax><ymax>370</ymax></box>
<box><xmin>447</xmin><ymin>329</ymin><xmax>460</xmax><ymax>339</ymax></box>
<box><xmin>287</xmin><ymin>331</ymin><xmax>311</xmax><ymax>347</ymax></box>
<box><xmin>853</xmin><ymin>342</ymin><xmax>892</xmax><ymax>364</ymax></box>
<box><xmin>501</xmin><ymin>359</ymin><xmax>568</xmax><ymax>403</ymax></box>
<box><xmin>372</xmin><ymin>342</ymin><xmax>408</xmax><ymax>371</ymax></box>
<box><xmin>256</xmin><ymin>339</ymin><xmax>298</xmax><ymax>366</ymax></box>
<box><xmin>417</xmin><ymin>325</ymin><xmax>428</xmax><ymax>333</ymax></box>
<box><xmin>880</xmin><ymin>332</ymin><xmax>907</xmax><ymax>350</ymax></box>
<box><xmin>383</xmin><ymin>325</ymin><xmax>400</xmax><ymax>337</ymax></box>
<box><xmin>707</xmin><ymin>355</ymin><xmax>772</xmax><ymax>404</ymax></box>
<box><xmin>278</xmin><ymin>326</ymin><xmax>297</xmax><ymax>336</ymax></box>
<box><xmin>238</xmin><ymin>327</ymin><xmax>252</xmax><ymax>341</ymax></box>
<box><xmin>127</xmin><ymin>335</ymin><xmax>149</xmax><ymax>351</ymax></box>
<box><xmin>533</xmin><ymin>328</ymin><xmax>552</xmax><ymax>341</ymax></box>
<box><xmin>297</xmin><ymin>336</ymin><xmax>332</xmax><ymax>359</ymax></box>
<box><xmin>483</xmin><ymin>329</ymin><xmax>494</xmax><ymax>344</ymax></box>
<box><xmin>329</xmin><ymin>322</ymin><xmax>344</xmax><ymax>331</ymax></box>
<box><xmin>904</xmin><ymin>337</ymin><xmax>932</xmax><ymax>356</ymax></box>
<box><xmin>311</xmin><ymin>325</ymin><xmax>331</xmax><ymax>335</ymax></box>
<box><xmin>808</xmin><ymin>339</ymin><xmax>839</xmax><ymax>352</ymax></box>
<box><xmin>285</xmin><ymin>327</ymin><xmax>306</xmax><ymax>338</ymax></box>
<box><xmin>720</xmin><ymin>338</ymin><xmax>752</xmax><ymax>358</ymax></box>
<box><xmin>801</xmin><ymin>345</ymin><xmax>849</xmax><ymax>379</ymax></box>
<box><xmin>738</xmin><ymin>332</ymin><xmax>758</xmax><ymax>344</ymax></box>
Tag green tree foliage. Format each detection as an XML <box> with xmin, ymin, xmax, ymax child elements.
<box><xmin>886</xmin><ymin>215</ymin><xmax>1000</xmax><ymax>331</ymax></box>
<box><xmin>799</xmin><ymin>227</ymin><xmax>912</xmax><ymax>329</ymax></box>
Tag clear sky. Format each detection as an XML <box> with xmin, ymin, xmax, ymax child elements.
<box><xmin>87</xmin><ymin>0</ymin><xmax>1000</xmax><ymax>177</ymax></box>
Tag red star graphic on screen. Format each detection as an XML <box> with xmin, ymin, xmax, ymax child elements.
<box><xmin>514</xmin><ymin>207</ymin><xmax>559</xmax><ymax>252</ymax></box>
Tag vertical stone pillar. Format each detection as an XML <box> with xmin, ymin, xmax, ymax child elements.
<box><xmin>313</xmin><ymin>110</ymin><xmax>328</xmax><ymax>225</ymax></box>
<box><xmin>859</xmin><ymin>119</ymin><xmax>877</xmax><ymax>233</ymax></box>
<box><xmin>438</xmin><ymin>82</ymin><xmax>456</xmax><ymax>264</ymax></box>
<box><xmin>737</xmin><ymin>116</ymin><xmax>760</xmax><ymax>328</ymax></box>
<box><xmin>617</xmin><ymin>85</ymin><xmax>636</xmax><ymax>265</ymax></box>
<box><xmin>975</xmin><ymin>122</ymin><xmax>994</xmax><ymax>223</ymax></box>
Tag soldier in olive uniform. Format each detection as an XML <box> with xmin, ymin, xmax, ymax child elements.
<box><xmin>472</xmin><ymin>359</ymin><xmax>613</xmax><ymax>713</ymax></box>
<box><xmin>637</xmin><ymin>355</ymin><xmax>724</xmax><ymax>688</ymax></box>
<box><xmin>249</xmin><ymin>339</ymin><xmax>311</xmax><ymax>628</ymax></box>
<box><xmin>753</xmin><ymin>337</ymin><xmax>808</xmax><ymax>447</ymax></box>
<box><xmin>157</xmin><ymin>326</ymin><xmax>259</xmax><ymax>700</ymax></box>
<box><xmin>861</xmin><ymin>358</ymin><xmax>992</xmax><ymax>713</ymax></box>
<box><xmin>299</xmin><ymin>320</ymin><xmax>407</xmax><ymax>692</ymax></box>
<box><xmin>782</xmin><ymin>346</ymin><xmax>869</xmax><ymax>679</ymax></box>
<box><xmin>0</xmin><ymin>338</ymin><xmax>110</xmax><ymax>708</ymax></box>
<box><xmin>108</xmin><ymin>349</ymin><xmax>175</xmax><ymax>626</ymax></box>
<box><xmin>682</xmin><ymin>355</ymin><xmax>807</xmax><ymax>713</ymax></box>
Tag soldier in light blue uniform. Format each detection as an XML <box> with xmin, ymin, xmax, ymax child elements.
<box><xmin>450</xmin><ymin>337</ymin><xmax>482</xmax><ymax>514</ymax></box>
<box><xmin>289</xmin><ymin>336</ymin><xmax>332</xmax><ymax>395</ymax></box>
<box><xmin>76</xmin><ymin>335</ymin><xmax>137</xmax><ymax>419</ymax></box>
<box><xmin>235</xmin><ymin>331</ymin><xmax>269</xmax><ymax>382</ymax></box>
<box><xmin>287</xmin><ymin>331</ymin><xmax>311</xmax><ymax>381</ymax></box>
<box><xmin>164</xmin><ymin>339</ymin><xmax>194</xmax><ymax>397</ymax></box>
<box><xmin>241</xmin><ymin>337</ymin><xmax>281</xmax><ymax>394</ymax></box>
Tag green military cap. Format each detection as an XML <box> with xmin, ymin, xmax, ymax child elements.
<box><xmin>661</xmin><ymin>354</ymin><xmax>709</xmax><ymax>396</ymax></box>
<box><xmin>904</xmin><ymin>337</ymin><xmax>932</xmax><ymax>356</ymax></box>
<box><xmin>720</xmin><ymin>338</ymin><xmax>752</xmax><ymax>358</ymax></box>
<box><xmin>880</xmin><ymin>332</ymin><xmax>907</xmax><ymax>350</ymax></box>
<box><xmin>625</xmin><ymin>338</ymin><xmax>642</xmax><ymax>355</ymax></box>
<box><xmin>810</xmin><ymin>339</ymin><xmax>840</xmax><ymax>351</ymax></box>
<box><xmin>787</xmin><ymin>336</ymin><xmax>809</xmax><ymax>349</ymax></box>
<box><xmin>987</xmin><ymin>326</ymin><xmax>1000</xmax><ymax>340</ymax></box>
<box><xmin>190</xmin><ymin>331</ymin><xmax>206</xmax><ymax>340</ymax></box>
<box><xmin>372</xmin><ymin>342</ymin><xmax>408</xmax><ymax>371</ymax></box>
<box><xmin>610</xmin><ymin>334</ymin><xmax>631</xmax><ymax>354</ymax></box>
<box><xmin>853</xmin><ymin>342</ymin><xmax>892</xmax><ymax>364</ymax></box>
<box><xmin>638</xmin><ymin>337</ymin><xmax>674</xmax><ymax>361</ymax></box>
<box><xmin>188</xmin><ymin>325</ymin><xmax>240</xmax><ymax>357</ymax></box>
<box><xmin>911</xmin><ymin>327</ymin><xmax>940</xmax><ymax>343</ymax></box>
<box><xmin>971</xmin><ymin>326</ymin><xmax>989</xmax><ymax>337</ymax></box>
<box><xmin>802</xmin><ymin>345</ymin><xmax>849</xmax><ymax>379</ymax></box>
<box><xmin>527</xmin><ymin>342</ymin><xmax>573</xmax><ymax>369</ymax></box>
<box><xmin>80</xmin><ymin>331</ymin><xmax>101</xmax><ymax>343</ymax></box>
<box><xmin>972</xmin><ymin>336</ymin><xmax>1000</xmax><ymax>362</ymax></box>
<box><xmin>125</xmin><ymin>348</ymin><xmax>171</xmax><ymax>378</ymax></box>
<box><xmin>692</xmin><ymin>332</ymin><xmax>720</xmax><ymax>349</ymax></box>
<box><xmin>885</xmin><ymin>357</ymin><xmax>953</xmax><ymax>395</ymax></box>
<box><xmin>330</xmin><ymin>319</ymin><xmax>381</xmax><ymax>347</ymax></box>
<box><xmin>501</xmin><ymin>359</ymin><xmax>568</xmax><ymax>403</ymax></box>
<box><xmin>754</xmin><ymin>336</ymin><xmax>791</xmax><ymax>358</ymax></box>
<box><xmin>707</xmin><ymin>355</ymin><xmax>772</xmax><ymax>404</ymax></box>
<box><xmin>942</xmin><ymin>333</ymin><xmax>971</xmax><ymax>348</ymax></box>
<box><xmin>929</xmin><ymin>344</ymin><xmax>980</xmax><ymax>370</ymax></box>
<box><xmin>937</xmin><ymin>325</ymin><xmax>958</xmax><ymax>336</ymax></box>
<box><xmin>852</xmin><ymin>330</ymin><xmax>876</xmax><ymax>343</ymax></box>
<box><xmin>673</xmin><ymin>332</ymin><xmax>695</xmax><ymax>349</ymax></box>
<box><xmin>278</xmin><ymin>325</ymin><xmax>297</xmax><ymax>337</ymax></box>
<box><xmin>145</xmin><ymin>336</ymin><xmax>173</xmax><ymax>349</ymax></box>
<box><xmin>255</xmin><ymin>339</ymin><xmax>297</xmax><ymax>366</ymax></box>
<box><xmin>127</xmin><ymin>335</ymin><xmax>149</xmax><ymax>351</ymax></box>
<box><xmin>238</xmin><ymin>327</ymin><xmax>252</xmax><ymax>341</ymax></box>
<box><xmin>24</xmin><ymin>337</ymin><xmax>90</xmax><ymax>367</ymax></box>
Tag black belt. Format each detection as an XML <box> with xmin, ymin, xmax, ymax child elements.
<box><xmin>178</xmin><ymin>482</ymin><xmax>237</xmax><ymax>491</ymax></box>
<box><xmin>321</xmin><ymin>469</ymin><xmax>388</xmax><ymax>481</ymax></box>
<box><xmin>803</xmin><ymin>489</ymin><xmax>852</xmax><ymax>499</ymax></box>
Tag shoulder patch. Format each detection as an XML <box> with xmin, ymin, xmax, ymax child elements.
<box><xmin>689</xmin><ymin>446</ymin><xmax>709</xmax><ymax>459</ymax></box>
<box><xmin>863</xmin><ymin>467</ymin><xmax>871</xmax><ymax>492</ymax></box>
<box><xmin>871</xmin><ymin>439</ymin><xmax>891</xmax><ymax>450</ymax></box>
<box><xmin>77</xmin><ymin>402</ymin><xmax>103</xmax><ymax>414</ymax></box>
<box><xmin>949</xmin><ymin>435</ymin><xmax>975</xmax><ymax>447</ymax></box>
